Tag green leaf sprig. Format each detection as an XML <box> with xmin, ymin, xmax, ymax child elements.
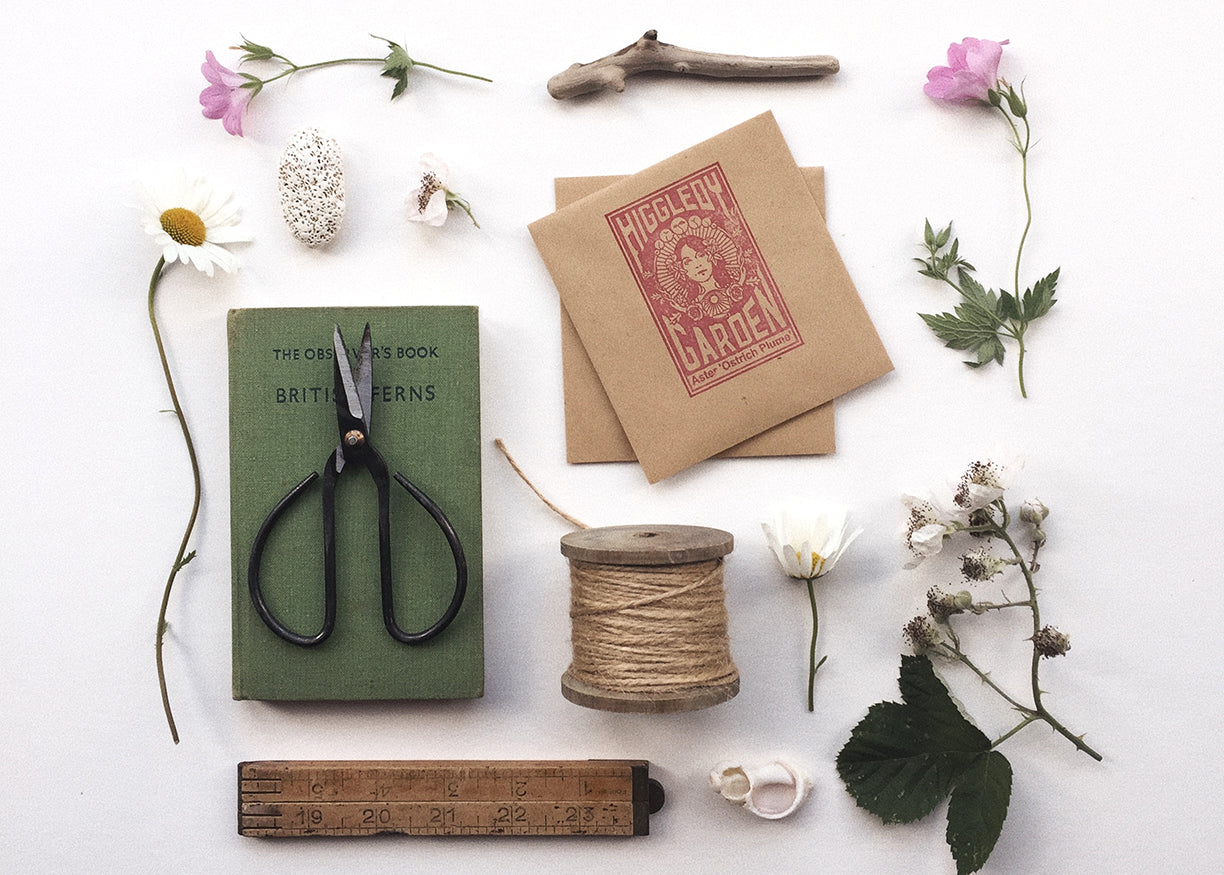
<box><xmin>915</xmin><ymin>80</ymin><xmax>1057</xmax><ymax>398</ymax></box>
<box><xmin>221</xmin><ymin>34</ymin><xmax>490</xmax><ymax>122</ymax></box>
<box><xmin>840</xmin><ymin>463</ymin><xmax>1100</xmax><ymax>873</ymax></box>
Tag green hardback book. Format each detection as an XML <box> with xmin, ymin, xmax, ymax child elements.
<box><xmin>228</xmin><ymin>306</ymin><xmax>483</xmax><ymax>700</ymax></box>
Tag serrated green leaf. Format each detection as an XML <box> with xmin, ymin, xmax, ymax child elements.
<box><xmin>999</xmin><ymin>292</ymin><xmax>1019</xmax><ymax>321</ymax></box>
<box><xmin>920</xmin><ymin>310</ymin><xmax>1000</xmax><ymax>354</ymax></box>
<box><xmin>838</xmin><ymin>656</ymin><xmax>1011</xmax><ymax>875</ymax></box>
<box><xmin>947</xmin><ymin>751</ymin><xmax>1013</xmax><ymax>875</ymax></box>
<box><xmin>1022</xmin><ymin>268</ymin><xmax>1060</xmax><ymax>321</ymax></box>
<box><xmin>837</xmin><ymin>656</ymin><xmax>992</xmax><ymax>824</ymax></box>
<box><xmin>377</xmin><ymin>37</ymin><xmax>414</xmax><ymax>99</ymax></box>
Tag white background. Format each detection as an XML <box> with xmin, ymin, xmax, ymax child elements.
<box><xmin>4</xmin><ymin>1</ymin><xmax>1222</xmax><ymax>872</ymax></box>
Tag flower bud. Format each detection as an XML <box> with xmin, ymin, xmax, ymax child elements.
<box><xmin>1030</xmin><ymin>625</ymin><xmax>1071</xmax><ymax>658</ymax></box>
<box><xmin>1020</xmin><ymin>498</ymin><xmax>1049</xmax><ymax>525</ymax></box>
<box><xmin>987</xmin><ymin>88</ymin><xmax>1002</xmax><ymax>107</ymax></box>
<box><xmin>1005</xmin><ymin>85</ymin><xmax>1028</xmax><ymax>117</ymax></box>
<box><xmin>236</xmin><ymin>38</ymin><xmax>277</xmax><ymax>62</ymax></box>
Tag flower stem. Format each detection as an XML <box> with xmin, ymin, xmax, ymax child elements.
<box><xmin>413</xmin><ymin>61</ymin><xmax>493</xmax><ymax>82</ymax></box>
<box><xmin>805</xmin><ymin>577</ymin><xmax>826</xmax><ymax>711</ymax></box>
<box><xmin>147</xmin><ymin>256</ymin><xmax>202</xmax><ymax>745</ymax></box>
<box><xmin>998</xmin><ymin>104</ymin><xmax>1034</xmax><ymax>398</ymax></box>
<box><xmin>445</xmin><ymin>191</ymin><xmax>481</xmax><ymax>228</ymax></box>
<box><xmin>258</xmin><ymin>57</ymin><xmax>384</xmax><ymax>87</ymax></box>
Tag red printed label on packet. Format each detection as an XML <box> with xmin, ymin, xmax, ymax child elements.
<box><xmin>606</xmin><ymin>163</ymin><xmax>803</xmax><ymax>396</ymax></box>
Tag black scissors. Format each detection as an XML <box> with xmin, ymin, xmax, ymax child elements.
<box><xmin>247</xmin><ymin>323</ymin><xmax>467</xmax><ymax>647</ymax></box>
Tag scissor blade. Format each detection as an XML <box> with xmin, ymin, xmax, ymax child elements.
<box><xmin>355</xmin><ymin>323</ymin><xmax>373</xmax><ymax>431</ymax></box>
<box><xmin>332</xmin><ymin>324</ymin><xmax>363</xmax><ymax>423</ymax></box>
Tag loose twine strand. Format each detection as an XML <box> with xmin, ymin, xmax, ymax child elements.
<box><xmin>495</xmin><ymin>438</ymin><xmax>737</xmax><ymax>696</ymax></box>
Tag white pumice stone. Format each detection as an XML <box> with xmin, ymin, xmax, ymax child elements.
<box><xmin>278</xmin><ymin>127</ymin><xmax>345</xmax><ymax>247</ymax></box>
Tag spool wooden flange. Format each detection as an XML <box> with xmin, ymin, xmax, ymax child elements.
<box><xmin>559</xmin><ymin>525</ymin><xmax>738</xmax><ymax>713</ymax></box>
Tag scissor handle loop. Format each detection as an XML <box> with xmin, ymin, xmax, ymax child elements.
<box><xmin>384</xmin><ymin>472</ymin><xmax>468</xmax><ymax>643</ymax></box>
<box><xmin>247</xmin><ymin>448</ymin><xmax>468</xmax><ymax>648</ymax></box>
<box><xmin>247</xmin><ymin>470</ymin><xmax>335</xmax><ymax>647</ymax></box>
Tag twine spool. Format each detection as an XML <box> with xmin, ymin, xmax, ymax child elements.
<box><xmin>559</xmin><ymin>525</ymin><xmax>739</xmax><ymax>713</ymax></box>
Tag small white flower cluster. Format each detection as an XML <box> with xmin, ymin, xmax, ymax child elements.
<box><xmin>902</xmin><ymin>451</ymin><xmax>1023</xmax><ymax>566</ymax></box>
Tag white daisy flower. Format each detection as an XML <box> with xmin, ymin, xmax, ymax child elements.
<box><xmin>762</xmin><ymin>502</ymin><xmax>862</xmax><ymax>581</ymax></box>
<box><xmin>140</xmin><ymin>170</ymin><xmax>252</xmax><ymax>277</ymax></box>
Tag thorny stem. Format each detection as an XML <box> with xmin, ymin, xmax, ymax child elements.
<box><xmin>805</xmin><ymin>577</ymin><xmax>827</xmax><ymax>712</ymax></box>
<box><xmin>148</xmin><ymin>257</ymin><xmax>201</xmax><ymax>745</ymax></box>
<box><xmin>983</xmin><ymin>514</ymin><xmax>1103</xmax><ymax>761</ymax></box>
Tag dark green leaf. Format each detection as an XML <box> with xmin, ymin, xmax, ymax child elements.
<box><xmin>947</xmin><ymin>751</ymin><xmax>1013</xmax><ymax>875</ymax></box>
<box><xmin>838</xmin><ymin>656</ymin><xmax>1012</xmax><ymax>875</ymax></box>
<box><xmin>838</xmin><ymin>656</ymin><xmax>992</xmax><ymax>822</ymax></box>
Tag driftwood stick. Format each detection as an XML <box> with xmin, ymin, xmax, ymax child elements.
<box><xmin>548</xmin><ymin>30</ymin><xmax>839</xmax><ymax>100</ymax></box>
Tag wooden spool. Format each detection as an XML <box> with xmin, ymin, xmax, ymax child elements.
<box><xmin>559</xmin><ymin>524</ymin><xmax>739</xmax><ymax>713</ymax></box>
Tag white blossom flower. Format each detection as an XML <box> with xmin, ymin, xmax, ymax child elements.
<box><xmin>952</xmin><ymin>452</ymin><xmax>1024</xmax><ymax>511</ymax></box>
<box><xmin>406</xmin><ymin>153</ymin><xmax>479</xmax><ymax>227</ymax></box>
<box><xmin>902</xmin><ymin>492</ymin><xmax>963</xmax><ymax>567</ymax></box>
<box><xmin>763</xmin><ymin>502</ymin><xmax>862</xmax><ymax>580</ymax></box>
<box><xmin>140</xmin><ymin>170</ymin><xmax>251</xmax><ymax>276</ymax></box>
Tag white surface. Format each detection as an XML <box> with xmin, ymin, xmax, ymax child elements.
<box><xmin>4</xmin><ymin>1</ymin><xmax>1222</xmax><ymax>871</ymax></box>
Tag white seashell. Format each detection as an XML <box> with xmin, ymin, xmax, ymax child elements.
<box><xmin>709</xmin><ymin>758</ymin><xmax>811</xmax><ymax>820</ymax></box>
<box><xmin>278</xmin><ymin>127</ymin><xmax>345</xmax><ymax>247</ymax></box>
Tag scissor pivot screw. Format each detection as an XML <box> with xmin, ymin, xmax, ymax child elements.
<box><xmin>344</xmin><ymin>429</ymin><xmax>366</xmax><ymax>449</ymax></box>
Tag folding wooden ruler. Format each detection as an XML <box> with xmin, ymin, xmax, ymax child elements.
<box><xmin>239</xmin><ymin>759</ymin><xmax>664</xmax><ymax>837</ymax></box>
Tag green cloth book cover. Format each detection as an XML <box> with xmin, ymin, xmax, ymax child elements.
<box><xmin>228</xmin><ymin>306</ymin><xmax>483</xmax><ymax>700</ymax></box>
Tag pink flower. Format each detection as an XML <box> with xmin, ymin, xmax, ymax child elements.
<box><xmin>923</xmin><ymin>38</ymin><xmax>1008</xmax><ymax>103</ymax></box>
<box><xmin>200</xmin><ymin>51</ymin><xmax>253</xmax><ymax>136</ymax></box>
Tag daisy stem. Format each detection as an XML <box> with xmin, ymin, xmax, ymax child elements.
<box><xmin>147</xmin><ymin>256</ymin><xmax>202</xmax><ymax>745</ymax></box>
<box><xmin>805</xmin><ymin>577</ymin><xmax>826</xmax><ymax>712</ymax></box>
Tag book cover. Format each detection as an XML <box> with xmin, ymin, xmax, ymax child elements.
<box><xmin>228</xmin><ymin>306</ymin><xmax>483</xmax><ymax>701</ymax></box>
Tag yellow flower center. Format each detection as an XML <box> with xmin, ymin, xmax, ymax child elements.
<box><xmin>795</xmin><ymin>550</ymin><xmax>828</xmax><ymax>578</ymax></box>
<box><xmin>159</xmin><ymin>207</ymin><xmax>207</xmax><ymax>246</ymax></box>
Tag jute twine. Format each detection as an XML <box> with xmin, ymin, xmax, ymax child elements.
<box><xmin>567</xmin><ymin>558</ymin><xmax>738</xmax><ymax>695</ymax></box>
<box><xmin>495</xmin><ymin>439</ymin><xmax>738</xmax><ymax>709</ymax></box>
